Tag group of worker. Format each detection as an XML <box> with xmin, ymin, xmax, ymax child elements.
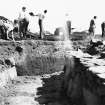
<box><xmin>18</xmin><ymin>6</ymin><xmax>47</xmax><ymax>39</ymax></box>
<box><xmin>1</xmin><ymin>6</ymin><xmax>105</xmax><ymax>41</ymax></box>
<box><xmin>19</xmin><ymin>7</ymin><xmax>105</xmax><ymax>40</ymax></box>
<box><xmin>10</xmin><ymin>6</ymin><xmax>105</xmax><ymax>40</ymax></box>
<box><xmin>89</xmin><ymin>16</ymin><xmax>105</xmax><ymax>37</ymax></box>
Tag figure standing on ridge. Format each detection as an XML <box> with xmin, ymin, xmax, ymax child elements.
<box><xmin>30</xmin><ymin>10</ymin><xmax>47</xmax><ymax>39</ymax></box>
<box><xmin>18</xmin><ymin>7</ymin><xmax>29</xmax><ymax>39</ymax></box>
<box><xmin>36</xmin><ymin>10</ymin><xmax>47</xmax><ymax>39</ymax></box>
<box><xmin>88</xmin><ymin>16</ymin><xmax>97</xmax><ymax>37</ymax></box>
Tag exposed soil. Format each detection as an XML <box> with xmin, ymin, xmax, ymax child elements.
<box><xmin>2</xmin><ymin>76</ymin><xmax>42</xmax><ymax>105</ymax></box>
<box><xmin>0</xmin><ymin>35</ymin><xmax>105</xmax><ymax>105</ymax></box>
<box><xmin>0</xmin><ymin>39</ymin><xmax>68</xmax><ymax>105</ymax></box>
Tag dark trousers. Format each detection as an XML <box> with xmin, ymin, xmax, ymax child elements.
<box><xmin>102</xmin><ymin>29</ymin><xmax>105</xmax><ymax>37</ymax></box>
<box><xmin>66</xmin><ymin>21</ymin><xmax>71</xmax><ymax>35</ymax></box>
<box><xmin>38</xmin><ymin>19</ymin><xmax>43</xmax><ymax>39</ymax></box>
<box><xmin>19</xmin><ymin>19</ymin><xmax>29</xmax><ymax>39</ymax></box>
<box><xmin>101</xmin><ymin>24</ymin><xmax>105</xmax><ymax>37</ymax></box>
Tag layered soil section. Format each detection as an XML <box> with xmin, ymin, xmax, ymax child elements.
<box><xmin>0</xmin><ymin>40</ymin><xmax>67</xmax><ymax>87</ymax></box>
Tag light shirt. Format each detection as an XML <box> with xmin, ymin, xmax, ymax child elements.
<box><xmin>36</xmin><ymin>13</ymin><xmax>45</xmax><ymax>20</ymax></box>
<box><xmin>19</xmin><ymin>10</ymin><xmax>29</xmax><ymax>21</ymax></box>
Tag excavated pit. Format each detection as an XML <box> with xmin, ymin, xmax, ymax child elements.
<box><xmin>0</xmin><ymin>40</ymin><xmax>68</xmax><ymax>105</ymax></box>
<box><xmin>0</xmin><ymin>40</ymin><xmax>66</xmax><ymax>75</ymax></box>
<box><xmin>1</xmin><ymin>39</ymin><xmax>105</xmax><ymax>105</ymax></box>
<box><xmin>13</xmin><ymin>40</ymin><xmax>65</xmax><ymax>76</ymax></box>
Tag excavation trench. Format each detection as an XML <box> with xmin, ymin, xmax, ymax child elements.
<box><xmin>0</xmin><ymin>40</ymin><xmax>68</xmax><ymax>105</ymax></box>
<box><xmin>14</xmin><ymin>40</ymin><xmax>65</xmax><ymax>76</ymax></box>
<box><xmin>1</xmin><ymin>40</ymin><xmax>105</xmax><ymax>105</ymax></box>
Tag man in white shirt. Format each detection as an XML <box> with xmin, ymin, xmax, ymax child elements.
<box><xmin>29</xmin><ymin>10</ymin><xmax>47</xmax><ymax>39</ymax></box>
<box><xmin>89</xmin><ymin>16</ymin><xmax>97</xmax><ymax>37</ymax></box>
<box><xmin>18</xmin><ymin>7</ymin><xmax>29</xmax><ymax>39</ymax></box>
<box><xmin>35</xmin><ymin>10</ymin><xmax>47</xmax><ymax>39</ymax></box>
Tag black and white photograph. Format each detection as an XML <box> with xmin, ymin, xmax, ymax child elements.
<box><xmin>0</xmin><ymin>0</ymin><xmax>105</xmax><ymax>105</ymax></box>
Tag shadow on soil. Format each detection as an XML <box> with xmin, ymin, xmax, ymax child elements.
<box><xmin>35</xmin><ymin>73</ymin><xmax>71</xmax><ymax>105</ymax></box>
<box><xmin>35</xmin><ymin>60</ymin><xmax>105</xmax><ymax>105</ymax></box>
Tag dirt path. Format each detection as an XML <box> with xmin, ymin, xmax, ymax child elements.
<box><xmin>4</xmin><ymin>76</ymin><xmax>43</xmax><ymax>105</ymax></box>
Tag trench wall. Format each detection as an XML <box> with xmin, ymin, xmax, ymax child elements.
<box><xmin>14</xmin><ymin>40</ymin><xmax>65</xmax><ymax>76</ymax></box>
<box><xmin>0</xmin><ymin>40</ymin><xmax>70</xmax><ymax>87</ymax></box>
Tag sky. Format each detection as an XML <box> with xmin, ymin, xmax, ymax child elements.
<box><xmin>0</xmin><ymin>0</ymin><xmax>105</xmax><ymax>34</ymax></box>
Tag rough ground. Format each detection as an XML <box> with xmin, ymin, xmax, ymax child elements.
<box><xmin>0</xmin><ymin>35</ymin><xmax>105</xmax><ymax>105</ymax></box>
<box><xmin>0</xmin><ymin>71</ymin><xmax>70</xmax><ymax>105</ymax></box>
<box><xmin>3</xmin><ymin>76</ymin><xmax>42</xmax><ymax>105</ymax></box>
<box><xmin>0</xmin><ymin>40</ymin><xmax>65</xmax><ymax>75</ymax></box>
<box><xmin>0</xmin><ymin>39</ymin><xmax>68</xmax><ymax>105</ymax></box>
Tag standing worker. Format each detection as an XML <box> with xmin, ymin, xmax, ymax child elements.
<box><xmin>18</xmin><ymin>6</ymin><xmax>29</xmax><ymax>39</ymax></box>
<box><xmin>101</xmin><ymin>21</ymin><xmax>105</xmax><ymax>37</ymax></box>
<box><xmin>35</xmin><ymin>10</ymin><xmax>47</xmax><ymax>39</ymax></box>
<box><xmin>65</xmin><ymin>13</ymin><xmax>71</xmax><ymax>40</ymax></box>
<box><xmin>29</xmin><ymin>10</ymin><xmax>47</xmax><ymax>39</ymax></box>
<box><xmin>65</xmin><ymin>14</ymin><xmax>71</xmax><ymax>35</ymax></box>
<box><xmin>88</xmin><ymin>16</ymin><xmax>97</xmax><ymax>37</ymax></box>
